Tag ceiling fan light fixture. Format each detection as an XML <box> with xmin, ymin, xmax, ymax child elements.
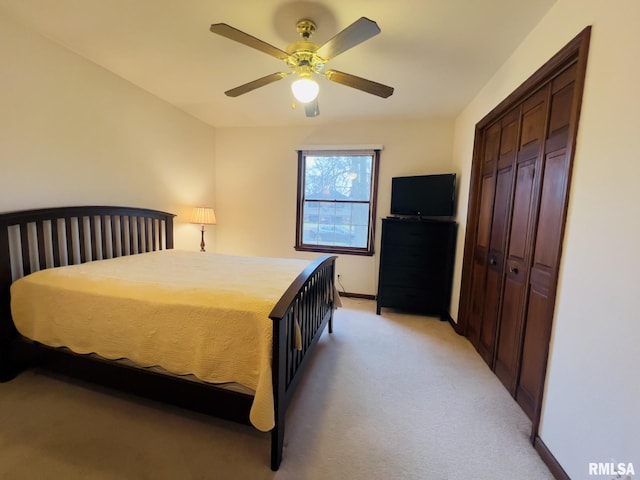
<box><xmin>291</xmin><ymin>77</ymin><xmax>319</xmax><ymax>103</ymax></box>
<box><xmin>211</xmin><ymin>17</ymin><xmax>394</xmax><ymax>116</ymax></box>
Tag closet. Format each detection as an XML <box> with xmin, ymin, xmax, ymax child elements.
<box><xmin>458</xmin><ymin>28</ymin><xmax>590</xmax><ymax>434</ymax></box>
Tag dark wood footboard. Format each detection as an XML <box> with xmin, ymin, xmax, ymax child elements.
<box><xmin>0</xmin><ymin>205</ymin><xmax>336</xmax><ymax>471</ymax></box>
<box><xmin>269</xmin><ymin>254</ymin><xmax>336</xmax><ymax>470</ymax></box>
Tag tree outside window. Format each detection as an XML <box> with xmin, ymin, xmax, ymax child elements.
<box><xmin>295</xmin><ymin>149</ymin><xmax>380</xmax><ymax>255</ymax></box>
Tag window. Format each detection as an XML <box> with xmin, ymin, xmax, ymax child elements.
<box><xmin>295</xmin><ymin>149</ymin><xmax>380</xmax><ymax>255</ymax></box>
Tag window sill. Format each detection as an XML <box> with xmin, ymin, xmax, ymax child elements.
<box><xmin>295</xmin><ymin>245</ymin><xmax>374</xmax><ymax>256</ymax></box>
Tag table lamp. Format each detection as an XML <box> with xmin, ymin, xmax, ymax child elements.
<box><xmin>190</xmin><ymin>207</ymin><xmax>216</xmax><ymax>252</ymax></box>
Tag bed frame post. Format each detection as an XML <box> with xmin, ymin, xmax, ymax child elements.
<box><xmin>0</xmin><ymin>216</ymin><xmax>14</xmax><ymax>381</ymax></box>
<box><xmin>271</xmin><ymin>318</ymin><xmax>287</xmax><ymax>470</ymax></box>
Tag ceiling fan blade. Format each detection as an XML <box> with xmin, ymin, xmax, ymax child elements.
<box><xmin>210</xmin><ymin>23</ymin><xmax>290</xmax><ymax>61</ymax></box>
<box><xmin>325</xmin><ymin>70</ymin><xmax>394</xmax><ymax>98</ymax></box>
<box><xmin>304</xmin><ymin>98</ymin><xmax>320</xmax><ymax>117</ymax></box>
<box><xmin>224</xmin><ymin>72</ymin><xmax>288</xmax><ymax>97</ymax></box>
<box><xmin>316</xmin><ymin>17</ymin><xmax>381</xmax><ymax>60</ymax></box>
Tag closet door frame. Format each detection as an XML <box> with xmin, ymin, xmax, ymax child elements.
<box><xmin>457</xmin><ymin>26</ymin><xmax>591</xmax><ymax>442</ymax></box>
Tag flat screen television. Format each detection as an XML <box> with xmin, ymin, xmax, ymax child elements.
<box><xmin>390</xmin><ymin>173</ymin><xmax>456</xmax><ymax>217</ymax></box>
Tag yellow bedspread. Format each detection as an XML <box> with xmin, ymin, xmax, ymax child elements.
<box><xmin>10</xmin><ymin>250</ymin><xmax>312</xmax><ymax>432</ymax></box>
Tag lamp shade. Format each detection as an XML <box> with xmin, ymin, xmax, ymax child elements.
<box><xmin>191</xmin><ymin>207</ymin><xmax>216</xmax><ymax>225</ymax></box>
<box><xmin>291</xmin><ymin>77</ymin><xmax>319</xmax><ymax>103</ymax></box>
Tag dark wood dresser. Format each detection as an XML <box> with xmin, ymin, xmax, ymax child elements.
<box><xmin>376</xmin><ymin>217</ymin><xmax>457</xmax><ymax>319</ymax></box>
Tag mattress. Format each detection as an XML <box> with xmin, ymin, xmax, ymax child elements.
<box><xmin>10</xmin><ymin>250</ymin><xmax>311</xmax><ymax>431</ymax></box>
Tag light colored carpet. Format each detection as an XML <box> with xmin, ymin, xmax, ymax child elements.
<box><xmin>0</xmin><ymin>298</ymin><xmax>554</xmax><ymax>480</ymax></box>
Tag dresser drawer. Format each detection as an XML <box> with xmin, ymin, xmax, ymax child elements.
<box><xmin>380</xmin><ymin>265</ymin><xmax>438</xmax><ymax>287</ymax></box>
<box><xmin>384</xmin><ymin>221</ymin><xmax>452</xmax><ymax>247</ymax></box>
<box><xmin>382</xmin><ymin>246</ymin><xmax>444</xmax><ymax>269</ymax></box>
<box><xmin>383</xmin><ymin>222</ymin><xmax>430</xmax><ymax>247</ymax></box>
<box><xmin>377</xmin><ymin>286</ymin><xmax>443</xmax><ymax>314</ymax></box>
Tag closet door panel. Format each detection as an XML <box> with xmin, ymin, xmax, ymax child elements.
<box><xmin>546</xmin><ymin>64</ymin><xmax>578</xmax><ymax>149</ymax></box>
<box><xmin>477</xmin><ymin>167</ymin><xmax>511</xmax><ymax>363</ymax></box>
<box><xmin>517</xmin><ymin>66</ymin><xmax>576</xmax><ymax>419</ymax></box>
<box><xmin>494</xmin><ymin>87</ymin><xmax>548</xmax><ymax>393</ymax></box>
<box><xmin>482</xmin><ymin>123</ymin><xmax>501</xmax><ymax>173</ymax></box>
<box><xmin>477</xmin><ymin>175</ymin><xmax>496</xmax><ymax>248</ymax></box>
<box><xmin>466</xmin><ymin>123</ymin><xmax>500</xmax><ymax>349</ymax></box>
<box><xmin>497</xmin><ymin>115</ymin><xmax>518</xmax><ymax>170</ymax></box>
<box><xmin>467</xmin><ymin>174</ymin><xmax>497</xmax><ymax>350</ymax></box>
<box><xmin>494</xmin><ymin>161</ymin><xmax>537</xmax><ymax>391</ymax></box>
<box><xmin>507</xmin><ymin>162</ymin><xmax>537</xmax><ymax>258</ymax></box>
<box><xmin>477</xmin><ymin>110</ymin><xmax>519</xmax><ymax>365</ymax></box>
<box><xmin>533</xmin><ymin>151</ymin><xmax>569</xmax><ymax>268</ymax></box>
<box><xmin>516</xmin><ymin>283</ymin><xmax>552</xmax><ymax>419</ymax></box>
<box><xmin>518</xmin><ymin>150</ymin><xmax>569</xmax><ymax>413</ymax></box>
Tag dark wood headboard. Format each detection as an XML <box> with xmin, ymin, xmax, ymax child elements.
<box><xmin>0</xmin><ymin>206</ymin><xmax>175</xmax><ymax>347</ymax></box>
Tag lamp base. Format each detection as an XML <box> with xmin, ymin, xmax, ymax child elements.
<box><xmin>200</xmin><ymin>227</ymin><xmax>206</xmax><ymax>252</ymax></box>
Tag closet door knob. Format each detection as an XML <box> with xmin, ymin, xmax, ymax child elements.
<box><xmin>509</xmin><ymin>266</ymin><xmax>519</xmax><ymax>274</ymax></box>
<box><xmin>489</xmin><ymin>257</ymin><xmax>497</xmax><ymax>266</ymax></box>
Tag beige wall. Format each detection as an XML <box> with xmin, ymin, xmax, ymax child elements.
<box><xmin>0</xmin><ymin>13</ymin><xmax>216</xmax><ymax>250</ymax></box>
<box><xmin>214</xmin><ymin>119</ymin><xmax>454</xmax><ymax>295</ymax></box>
<box><xmin>450</xmin><ymin>0</ymin><xmax>640</xmax><ymax>477</ymax></box>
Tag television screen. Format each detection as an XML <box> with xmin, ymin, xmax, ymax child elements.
<box><xmin>390</xmin><ymin>174</ymin><xmax>456</xmax><ymax>217</ymax></box>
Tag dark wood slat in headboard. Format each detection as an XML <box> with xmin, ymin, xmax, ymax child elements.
<box><xmin>36</xmin><ymin>220</ymin><xmax>46</xmax><ymax>270</ymax></box>
<box><xmin>89</xmin><ymin>215</ymin><xmax>97</xmax><ymax>261</ymax></box>
<box><xmin>101</xmin><ymin>216</ymin><xmax>109</xmax><ymax>259</ymax></box>
<box><xmin>64</xmin><ymin>216</ymin><xmax>74</xmax><ymax>265</ymax></box>
<box><xmin>137</xmin><ymin>216</ymin><xmax>144</xmax><ymax>254</ymax></box>
<box><xmin>19</xmin><ymin>223</ymin><xmax>30</xmax><ymax>276</ymax></box>
<box><xmin>128</xmin><ymin>216</ymin><xmax>135</xmax><ymax>255</ymax></box>
<box><xmin>78</xmin><ymin>215</ymin><xmax>86</xmax><ymax>262</ymax></box>
<box><xmin>151</xmin><ymin>218</ymin><xmax>157</xmax><ymax>252</ymax></box>
<box><xmin>51</xmin><ymin>219</ymin><xmax>61</xmax><ymax>268</ymax></box>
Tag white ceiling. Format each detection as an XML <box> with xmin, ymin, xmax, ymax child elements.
<box><xmin>0</xmin><ymin>0</ymin><xmax>557</xmax><ymax>128</ymax></box>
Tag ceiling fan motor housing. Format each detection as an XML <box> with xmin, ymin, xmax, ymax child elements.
<box><xmin>286</xmin><ymin>45</ymin><xmax>325</xmax><ymax>75</ymax></box>
<box><xmin>286</xmin><ymin>19</ymin><xmax>327</xmax><ymax>74</ymax></box>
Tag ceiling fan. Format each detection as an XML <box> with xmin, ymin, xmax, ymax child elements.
<box><xmin>209</xmin><ymin>17</ymin><xmax>394</xmax><ymax>117</ymax></box>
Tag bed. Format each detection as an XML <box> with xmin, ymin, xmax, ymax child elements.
<box><xmin>0</xmin><ymin>205</ymin><xmax>337</xmax><ymax>470</ymax></box>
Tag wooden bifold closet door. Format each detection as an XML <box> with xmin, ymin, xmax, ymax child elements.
<box><xmin>458</xmin><ymin>28</ymin><xmax>590</xmax><ymax>437</ymax></box>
